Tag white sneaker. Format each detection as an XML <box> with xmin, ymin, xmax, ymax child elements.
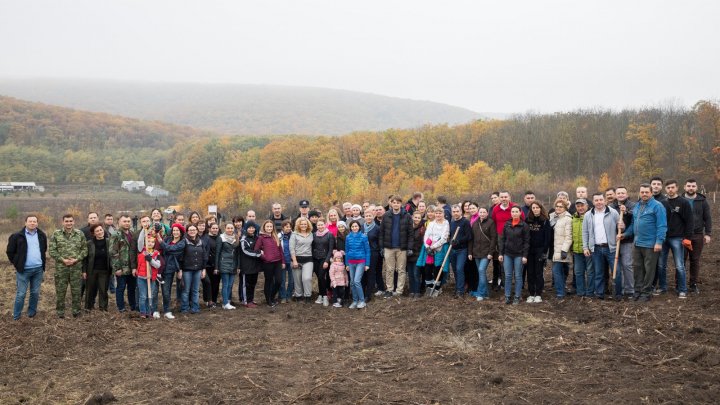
<box><xmin>152</xmin><ymin>312</ymin><xmax>160</xmax><ymax>319</ymax></box>
<box><xmin>348</xmin><ymin>302</ymin><xmax>358</xmax><ymax>309</ymax></box>
<box><xmin>333</xmin><ymin>302</ymin><xmax>342</xmax><ymax>308</ymax></box>
<box><xmin>392</xmin><ymin>291</ymin><xmax>401</xmax><ymax>297</ymax></box>
<box><xmin>223</xmin><ymin>304</ymin><xmax>236</xmax><ymax>310</ymax></box>
<box><xmin>164</xmin><ymin>312</ymin><xmax>175</xmax><ymax>319</ymax></box>
<box><xmin>476</xmin><ymin>296</ymin><xmax>485</xmax><ymax>301</ymax></box>
<box><xmin>526</xmin><ymin>296</ymin><xmax>535</xmax><ymax>303</ymax></box>
<box><xmin>357</xmin><ymin>301</ymin><xmax>367</xmax><ymax>309</ymax></box>
<box><xmin>315</xmin><ymin>296</ymin><xmax>323</xmax><ymax>304</ymax></box>
<box><xmin>322</xmin><ymin>296</ymin><xmax>329</xmax><ymax>307</ymax></box>
<box><xmin>534</xmin><ymin>296</ymin><xmax>543</xmax><ymax>303</ymax></box>
<box><xmin>374</xmin><ymin>291</ymin><xmax>384</xmax><ymax>297</ymax></box>
<box><xmin>678</xmin><ymin>292</ymin><xmax>687</xmax><ymax>299</ymax></box>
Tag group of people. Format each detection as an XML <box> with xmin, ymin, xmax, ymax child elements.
<box><xmin>7</xmin><ymin>178</ymin><xmax>712</xmax><ymax>321</ymax></box>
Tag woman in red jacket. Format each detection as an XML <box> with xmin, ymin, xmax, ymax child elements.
<box><xmin>254</xmin><ymin>220</ymin><xmax>284</xmax><ymax>307</ymax></box>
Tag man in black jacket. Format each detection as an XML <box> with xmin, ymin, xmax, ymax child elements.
<box><xmin>449</xmin><ymin>205</ymin><xmax>472</xmax><ymax>298</ymax></box>
<box><xmin>683</xmin><ymin>179</ymin><xmax>712</xmax><ymax>294</ymax></box>
<box><xmin>378</xmin><ymin>195</ymin><xmax>414</xmax><ymax>298</ymax></box>
<box><xmin>655</xmin><ymin>180</ymin><xmax>693</xmax><ymax>298</ymax></box>
<box><xmin>6</xmin><ymin>215</ymin><xmax>47</xmax><ymax>320</ymax></box>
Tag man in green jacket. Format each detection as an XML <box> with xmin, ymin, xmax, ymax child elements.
<box><xmin>49</xmin><ymin>214</ymin><xmax>88</xmax><ymax>318</ymax></box>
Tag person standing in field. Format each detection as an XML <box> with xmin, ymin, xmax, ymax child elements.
<box><xmin>468</xmin><ymin>204</ymin><xmax>496</xmax><ymax>301</ymax></box>
<box><xmin>525</xmin><ymin>202</ymin><xmax>551</xmax><ymax>303</ymax></box>
<box><xmin>683</xmin><ymin>178</ymin><xmax>712</xmax><ymax>294</ymax></box>
<box><xmin>582</xmin><ymin>193</ymin><xmax>622</xmax><ymax>300</ymax></box>
<box><xmin>312</xmin><ymin>218</ymin><xmax>335</xmax><ymax>306</ymax></box>
<box><xmin>448</xmin><ymin>204</ymin><xmax>472</xmax><ymax>298</ymax></box>
<box><xmin>238</xmin><ymin>222</ymin><xmax>261</xmax><ymax>308</ymax></box>
<box><xmin>49</xmin><ymin>214</ymin><xmax>88</xmax><ymax>318</ymax></box>
<box><xmin>611</xmin><ymin>186</ymin><xmax>636</xmax><ymax>298</ymax></box>
<box><xmin>179</xmin><ymin>224</ymin><xmax>209</xmax><ymax>314</ymax></box>
<box><xmin>216</xmin><ymin>223</ymin><xmax>239</xmax><ymax>310</ymax></box>
<box><xmin>655</xmin><ymin>179</ymin><xmax>693</xmax><ymax>298</ymax></box>
<box><xmin>7</xmin><ymin>215</ymin><xmax>47</xmax><ymax>320</ymax></box>
<box><xmin>110</xmin><ymin>214</ymin><xmax>138</xmax><ymax>313</ymax></box>
<box><xmin>379</xmin><ymin>195</ymin><xmax>414</xmax><ymax>298</ymax></box>
<box><xmin>498</xmin><ymin>206</ymin><xmax>529</xmax><ymax>305</ymax></box>
<box><xmin>255</xmin><ymin>220</ymin><xmax>284</xmax><ymax>307</ymax></box>
<box><xmin>290</xmin><ymin>218</ymin><xmax>314</xmax><ymax>303</ymax></box>
<box><xmin>278</xmin><ymin>220</ymin><xmax>295</xmax><ymax>303</ymax></box>
<box><xmin>344</xmin><ymin>220</ymin><xmax>370</xmax><ymax>308</ymax></box>
<box><xmin>160</xmin><ymin>223</ymin><xmax>185</xmax><ymax>319</ymax></box>
<box><xmin>363</xmin><ymin>207</ymin><xmax>383</xmax><ymax>301</ymax></box>
<box><xmin>549</xmin><ymin>199</ymin><xmax>572</xmax><ymax>303</ymax></box>
<box><xmin>268</xmin><ymin>203</ymin><xmax>288</xmax><ymax>233</ymax></box>
<box><xmin>82</xmin><ymin>224</ymin><xmax>112</xmax><ymax>311</ymax></box>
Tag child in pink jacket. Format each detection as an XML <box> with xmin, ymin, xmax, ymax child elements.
<box><xmin>328</xmin><ymin>250</ymin><xmax>348</xmax><ymax>308</ymax></box>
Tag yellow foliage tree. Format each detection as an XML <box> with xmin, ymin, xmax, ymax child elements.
<box><xmin>435</xmin><ymin>163</ymin><xmax>470</xmax><ymax>197</ymax></box>
<box><xmin>598</xmin><ymin>172</ymin><xmax>611</xmax><ymax>192</ymax></box>
<box><xmin>465</xmin><ymin>160</ymin><xmax>494</xmax><ymax>194</ymax></box>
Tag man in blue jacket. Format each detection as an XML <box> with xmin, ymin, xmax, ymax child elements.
<box><xmin>620</xmin><ymin>184</ymin><xmax>668</xmax><ymax>302</ymax></box>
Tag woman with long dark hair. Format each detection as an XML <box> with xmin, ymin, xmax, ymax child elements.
<box><xmin>239</xmin><ymin>222</ymin><xmax>261</xmax><ymax>308</ymax></box>
<box><xmin>499</xmin><ymin>206</ymin><xmax>529</xmax><ymax>305</ymax></box>
<box><xmin>254</xmin><ymin>220</ymin><xmax>284</xmax><ymax>307</ymax></box>
<box><xmin>525</xmin><ymin>202</ymin><xmax>551</xmax><ymax>303</ymax></box>
<box><xmin>179</xmin><ymin>224</ymin><xmax>208</xmax><ymax>314</ymax></box>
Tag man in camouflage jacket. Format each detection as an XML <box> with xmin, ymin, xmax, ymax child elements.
<box><xmin>109</xmin><ymin>214</ymin><xmax>138</xmax><ymax>312</ymax></box>
<box><xmin>49</xmin><ymin>214</ymin><xmax>88</xmax><ymax>318</ymax></box>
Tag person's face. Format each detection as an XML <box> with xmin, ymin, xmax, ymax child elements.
<box><xmin>316</xmin><ymin>221</ymin><xmax>326</xmax><ymax>232</ymax></box>
<box><xmin>639</xmin><ymin>187</ymin><xmax>652</xmax><ymax>202</ymax></box>
<box><xmin>531</xmin><ymin>204</ymin><xmax>541</xmax><ymax>216</ymax></box>
<box><xmin>605</xmin><ymin>190</ymin><xmax>615</xmax><ymax>202</ymax></box>
<box><xmin>451</xmin><ymin>207</ymin><xmax>462</xmax><ymax>220</ymax></box>
<box><xmin>362</xmin><ymin>203</ymin><xmax>370</xmax><ymax>211</ymax></box>
<box><xmin>25</xmin><ymin>216</ymin><xmax>38</xmax><ymax>231</ymax></box>
<box><xmin>558</xmin><ymin>195</ymin><xmax>568</xmax><ymax>202</ymax></box>
<box><xmin>264</xmin><ymin>222</ymin><xmax>274</xmax><ymax>233</ymax></box>
<box><xmin>87</xmin><ymin>213</ymin><xmax>99</xmax><ymax>225</ymax></box>
<box><xmin>555</xmin><ymin>202</ymin><xmax>566</xmax><ymax>213</ymax></box>
<box><xmin>207</xmin><ymin>217</ymin><xmax>217</xmax><ymax>225</ymax></box>
<box><xmin>328</xmin><ymin>211</ymin><xmax>338</xmax><ymax>222</ymax></box>
<box><xmin>499</xmin><ymin>193</ymin><xmax>510</xmax><ymax>205</ymax></box>
<box><xmin>576</xmin><ymin>203</ymin><xmax>588</xmax><ymax>215</ymax></box>
<box><xmin>299</xmin><ymin>221</ymin><xmax>308</xmax><ymax>232</ymax></box>
<box><xmin>364</xmin><ymin>211</ymin><xmax>375</xmax><ymax>224</ymax></box>
<box><xmin>351</xmin><ymin>207</ymin><xmax>361</xmax><ymax>216</ymax></box>
<box><xmin>172</xmin><ymin>227</ymin><xmax>181</xmax><ymax>239</ymax></box>
<box><xmin>187</xmin><ymin>227</ymin><xmax>198</xmax><ymax>238</ymax></box>
<box><xmin>234</xmin><ymin>220</ymin><xmax>243</xmax><ymax>230</ymax></box>
<box><xmin>490</xmin><ymin>194</ymin><xmax>500</xmax><ymax>206</ymax></box>
<box><xmin>510</xmin><ymin>207</ymin><xmax>521</xmax><ymax>219</ymax></box>
<box><xmin>524</xmin><ymin>194</ymin><xmax>535</xmax><ymax>206</ymax></box>
<box><xmin>390</xmin><ymin>200</ymin><xmax>402</xmax><ymax>211</ymax></box>
<box><xmin>463</xmin><ymin>202</ymin><xmax>470</xmax><ymax>212</ymax></box>
<box><xmin>246</xmin><ymin>226</ymin><xmax>256</xmax><ymax>236</ymax></box>
<box><xmin>615</xmin><ymin>188</ymin><xmax>628</xmax><ymax>202</ymax></box>
<box><xmin>190</xmin><ymin>213</ymin><xmax>200</xmax><ymax>224</ymax></box>
<box><xmin>246</xmin><ymin>211</ymin><xmax>256</xmax><ymax>221</ymax></box>
<box><xmin>152</xmin><ymin>210</ymin><xmax>161</xmax><ymax>221</ymax></box>
<box><xmin>140</xmin><ymin>217</ymin><xmax>151</xmax><ymax>229</ymax></box>
<box><xmin>300</xmin><ymin>206</ymin><xmax>309</xmax><ymax>215</ymax></box>
<box><xmin>309</xmin><ymin>216</ymin><xmax>319</xmax><ymax>224</ymax></box>
<box><xmin>375</xmin><ymin>207</ymin><xmax>384</xmax><ymax>218</ymax></box>
<box><xmin>350</xmin><ymin>222</ymin><xmax>360</xmax><ymax>233</ymax></box>
<box><xmin>283</xmin><ymin>223</ymin><xmax>292</xmax><ymax>233</ymax></box>
<box><xmin>417</xmin><ymin>202</ymin><xmax>426</xmax><ymax>213</ymax></box>
<box><xmin>593</xmin><ymin>195</ymin><xmax>606</xmax><ymax>210</ymax></box>
<box><xmin>576</xmin><ymin>187</ymin><xmax>587</xmax><ymax>199</ymax></box>
<box><xmin>104</xmin><ymin>216</ymin><xmax>114</xmax><ymax>226</ymax></box>
<box><xmin>685</xmin><ymin>182</ymin><xmax>697</xmax><ymax>195</ymax></box>
<box><xmin>119</xmin><ymin>217</ymin><xmax>131</xmax><ymax>230</ymax></box>
<box><xmin>650</xmin><ymin>180</ymin><xmax>663</xmax><ymax>194</ymax></box>
<box><xmin>478</xmin><ymin>208</ymin><xmax>488</xmax><ymax>220</ymax></box>
<box><xmin>197</xmin><ymin>222</ymin><xmax>206</xmax><ymax>233</ymax></box>
<box><xmin>343</xmin><ymin>204</ymin><xmax>352</xmax><ymax>216</ymax></box>
<box><xmin>434</xmin><ymin>209</ymin><xmax>444</xmax><ymax>221</ymax></box>
<box><xmin>272</xmin><ymin>204</ymin><xmax>282</xmax><ymax>216</ymax></box>
<box><xmin>665</xmin><ymin>183</ymin><xmax>678</xmax><ymax>197</ymax></box>
<box><xmin>225</xmin><ymin>224</ymin><xmax>234</xmax><ymax>235</ymax></box>
<box><xmin>209</xmin><ymin>224</ymin><xmax>219</xmax><ymax>235</ymax></box>
<box><xmin>175</xmin><ymin>215</ymin><xmax>185</xmax><ymax>224</ymax></box>
<box><xmin>338</xmin><ymin>224</ymin><xmax>347</xmax><ymax>234</ymax></box>
<box><xmin>426</xmin><ymin>210</ymin><xmax>435</xmax><ymax>221</ymax></box>
<box><xmin>93</xmin><ymin>226</ymin><xmax>105</xmax><ymax>239</ymax></box>
<box><xmin>468</xmin><ymin>204</ymin><xmax>478</xmax><ymax>216</ymax></box>
<box><xmin>412</xmin><ymin>213</ymin><xmax>422</xmax><ymax>226</ymax></box>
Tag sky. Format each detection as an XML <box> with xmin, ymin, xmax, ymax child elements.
<box><xmin>1</xmin><ymin>0</ymin><xmax>718</xmax><ymax>113</ymax></box>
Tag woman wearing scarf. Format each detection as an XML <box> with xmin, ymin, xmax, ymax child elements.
<box><xmin>179</xmin><ymin>224</ymin><xmax>209</xmax><ymax>314</ymax></box>
<box><xmin>326</xmin><ymin>209</ymin><xmax>340</xmax><ymax>237</ymax></box>
<box><xmin>417</xmin><ymin>206</ymin><xmax>450</xmax><ymax>295</ymax></box>
<box><xmin>254</xmin><ymin>220</ymin><xmax>284</xmax><ymax>307</ymax></box>
<box><xmin>469</xmin><ymin>204</ymin><xmax>497</xmax><ymax>301</ymax></box>
<box><xmin>362</xmin><ymin>209</ymin><xmax>383</xmax><ymax>301</ymax></box>
<box><xmin>279</xmin><ymin>220</ymin><xmax>295</xmax><ymax>304</ymax></box>
<box><xmin>549</xmin><ymin>199</ymin><xmax>573</xmax><ymax>302</ymax></box>
<box><xmin>311</xmin><ymin>218</ymin><xmax>335</xmax><ymax>306</ymax></box>
<box><xmin>499</xmin><ymin>206</ymin><xmax>530</xmax><ymax>305</ymax></box>
<box><xmin>160</xmin><ymin>223</ymin><xmax>185</xmax><ymax>319</ymax></box>
<box><xmin>216</xmin><ymin>223</ymin><xmax>239</xmax><ymax>309</ymax></box>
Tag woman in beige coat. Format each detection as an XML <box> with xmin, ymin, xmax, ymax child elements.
<box><xmin>550</xmin><ymin>199</ymin><xmax>573</xmax><ymax>300</ymax></box>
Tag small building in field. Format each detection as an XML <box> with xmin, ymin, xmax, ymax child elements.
<box><xmin>0</xmin><ymin>182</ymin><xmax>44</xmax><ymax>192</ymax></box>
<box><xmin>145</xmin><ymin>186</ymin><xmax>169</xmax><ymax>197</ymax></box>
<box><xmin>121</xmin><ymin>181</ymin><xmax>146</xmax><ymax>192</ymax></box>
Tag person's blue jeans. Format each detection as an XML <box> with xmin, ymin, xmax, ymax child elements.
<box><xmin>348</xmin><ymin>263</ymin><xmax>365</xmax><ymax>303</ymax></box>
<box><xmin>552</xmin><ymin>262</ymin><xmax>566</xmax><ymax>298</ymax></box>
<box><xmin>161</xmin><ymin>272</ymin><xmax>175</xmax><ymax>313</ymax></box>
<box><xmin>474</xmin><ymin>258</ymin><xmax>490</xmax><ymax>298</ymax></box>
<box><xmin>407</xmin><ymin>260</ymin><xmax>420</xmax><ymax>294</ymax></box>
<box><xmin>13</xmin><ymin>266</ymin><xmax>44</xmax><ymax>320</ymax></box>
<box><xmin>181</xmin><ymin>270</ymin><xmax>201</xmax><ymax>313</ymax></box>
<box><xmin>280</xmin><ymin>263</ymin><xmax>294</xmax><ymax>300</ymax></box>
<box><xmin>137</xmin><ymin>277</ymin><xmax>158</xmax><ymax>316</ymax></box>
<box><xmin>221</xmin><ymin>273</ymin><xmax>235</xmax><ymax>305</ymax></box>
<box><xmin>116</xmin><ymin>274</ymin><xmax>137</xmax><ymax>312</ymax></box>
<box><xmin>657</xmin><ymin>237</ymin><xmax>687</xmax><ymax>294</ymax></box>
<box><xmin>592</xmin><ymin>246</ymin><xmax>615</xmax><ymax>298</ymax></box>
<box><xmin>450</xmin><ymin>248</ymin><xmax>468</xmax><ymax>294</ymax></box>
<box><xmin>503</xmin><ymin>255</ymin><xmax>523</xmax><ymax>298</ymax></box>
<box><xmin>573</xmin><ymin>253</ymin><xmax>594</xmax><ymax>297</ymax></box>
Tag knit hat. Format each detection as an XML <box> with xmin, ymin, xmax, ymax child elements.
<box><xmin>332</xmin><ymin>250</ymin><xmax>344</xmax><ymax>261</ymax></box>
<box><xmin>336</xmin><ymin>221</ymin><xmax>347</xmax><ymax>230</ymax></box>
<box><xmin>171</xmin><ymin>223</ymin><xmax>186</xmax><ymax>236</ymax></box>
<box><xmin>245</xmin><ymin>220</ymin><xmax>259</xmax><ymax>231</ymax></box>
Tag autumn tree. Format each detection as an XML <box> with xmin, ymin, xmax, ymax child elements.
<box><xmin>626</xmin><ymin>123</ymin><xmax>663</xmax><ymax>180</ymax></box>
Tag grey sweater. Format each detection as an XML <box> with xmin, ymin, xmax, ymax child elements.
<box><xmin>290</xmin><ymin>232</ymin><xmax>314</xmax><ymax>258</ymax></box>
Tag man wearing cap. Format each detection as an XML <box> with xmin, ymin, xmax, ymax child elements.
<box><xmin>292</xmin><ymin>200</ymin><xmax>311</xmax><ymax>229</ymax></box>
<box><xmin>619</xmin><ymin>183</ymin><xmax>667</xmax><ymax>302</ymax></box>
<box><xmin>571</xmin><ymin>199</ymin><xmax>593</xmax><ymax>297</ymax></box>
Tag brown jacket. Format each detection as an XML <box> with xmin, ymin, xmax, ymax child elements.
<box><xmin>470</xmin><ymin>218</ymin><xmax>497</xmax><ymax>258</ymax></box>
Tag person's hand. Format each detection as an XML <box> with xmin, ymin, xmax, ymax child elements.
<box><xmin>115</xmin><ymin>270</ymin><xmax>122</xmax><ymax>277</ymax></box>
<box><xmin>521</xmin><ymin>257</ymin><xmax>527</xmax><ymax>264</ymax></box>
<box><xmin>407</xmin><ymin>250</ymin><xmax>413</xmax><ymax>257</ymax></box>
<box><xmin>177</xmin><ymin>270</ymin><xmax>183</xmax><ymax>280</ymax></box>
<box><xmin>617</xmin><ymin>233</ymin><xmax>624</xmax><ymax>241</ymax></box>
<box><xmin>364</xmin><ymin>266</ymin><xmax>369</xmax><ymax>271</ymax></box>
<box><xmin>704</xmin><ymin>235</ymin><xmax>711</xmax><ymax>244</ymax></box>
<box><xmin>214</xmin><ymin>269</ymin><xmax>219</xmax><ymax>274</ymax></box>
<box><xmin>345</xmin><ymin>266</ymin><xmax>350</xmax><ymax>271</ymax></box>
<box><xmin>82</xmin><ymin>272</ymin><xmax>87</xmax><ymax>280</ymax></box>
<box><xmin>561</xmin><ymin>251</ymin><xmax>568</xmax><ymax>260</ymax></box>
<box><xmin>620</xmin><ymin>205</ymin><xmax>626</xmax><ymax>214</ymax></box>
<box><xmin>487</xmin><ymin>254</ymin><xmax>493</xmax><ymax>260</ymax></box>
<box><xmin>583</xmin><ymin>248</ymin><xmax>591</xmax><ymax>257</ymax></box>
<box><xmin>682</xmin><ymin>239</ymin><xmax>693</xmax><ymax>251</ymax></box>
<box><xmin>323</xmin><ymin>262</ymin><xmax>329</xmax><ymax>269</ymax></box>
<box><xmin>468</xmin><ymin>254</ymin><xmax>473</xmax><ymax>261</ymax></box>
<box><xmin>380</xmin><ymin>249</ymin><xmax>385</xmax><ymax>258</ymax></box>
<box><xmin>144</xmin><ymin>253</ymin><xmax>152</xmax><ymax>262</ymax></box>
<box><xmin>132</xmin><ymin>269</ymin><xmax>137</xmax><ymax>277</ymax></box>
<box><xmin>498</xmin><ymin>256</ymin><xmax>504</xmax><ymax>263</ymax></box>
<box><xmin>201</xmin><ymin>269</ymin><xmax>206</xmax><ymax>279</ymax></box>
<box><xmin>292</xmin><ymin>260</ymin><xmax>299</xmax><ymax>269</ymax></box>
<box><xmin>653</xmin><ymin>243</ymin><xmax>662</xmax><ymax>252</ymax></box>
<box><xmin>62</xmin><ymin>258</ymin><xmax>73</xmax><ymax>266</ymax></box>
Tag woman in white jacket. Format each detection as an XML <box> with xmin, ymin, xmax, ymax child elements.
<box><xmin>549</xmin><ymin>199</ymin><xmax>573</xmax><ymax>300</ymax></box>
<box><xmin>419</xmin><ymin>207</ymin><xmax>450</xmax><ymax>293</ymax></box>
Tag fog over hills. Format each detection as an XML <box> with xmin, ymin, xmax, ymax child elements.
<box><xmin>0</xmin><ymin>78</ymin><xmax>486</xmax><ymax>135</ymax></box>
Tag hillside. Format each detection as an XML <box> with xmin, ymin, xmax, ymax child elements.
<box><xmin>0</xmin><ymin>78</ymin><xmax>482</xmax><ymax>135</ymax></box>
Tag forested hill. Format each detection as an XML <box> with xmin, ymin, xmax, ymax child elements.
<box><xmin>0</xmin><ymin>79</ymin><xmax>483</xmax><ymax>135</ymax></box>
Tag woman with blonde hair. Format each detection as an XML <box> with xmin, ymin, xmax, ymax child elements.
<box><xmin>290</xmin><ymin>217</ymin><xmax>314</xmax><ymax>303</ymax></box>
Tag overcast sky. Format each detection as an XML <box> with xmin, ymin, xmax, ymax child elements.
<box><xmin>1</xmin><ymin>0</ymin><xmax>718</xmax><ymax>113</ymax></box>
